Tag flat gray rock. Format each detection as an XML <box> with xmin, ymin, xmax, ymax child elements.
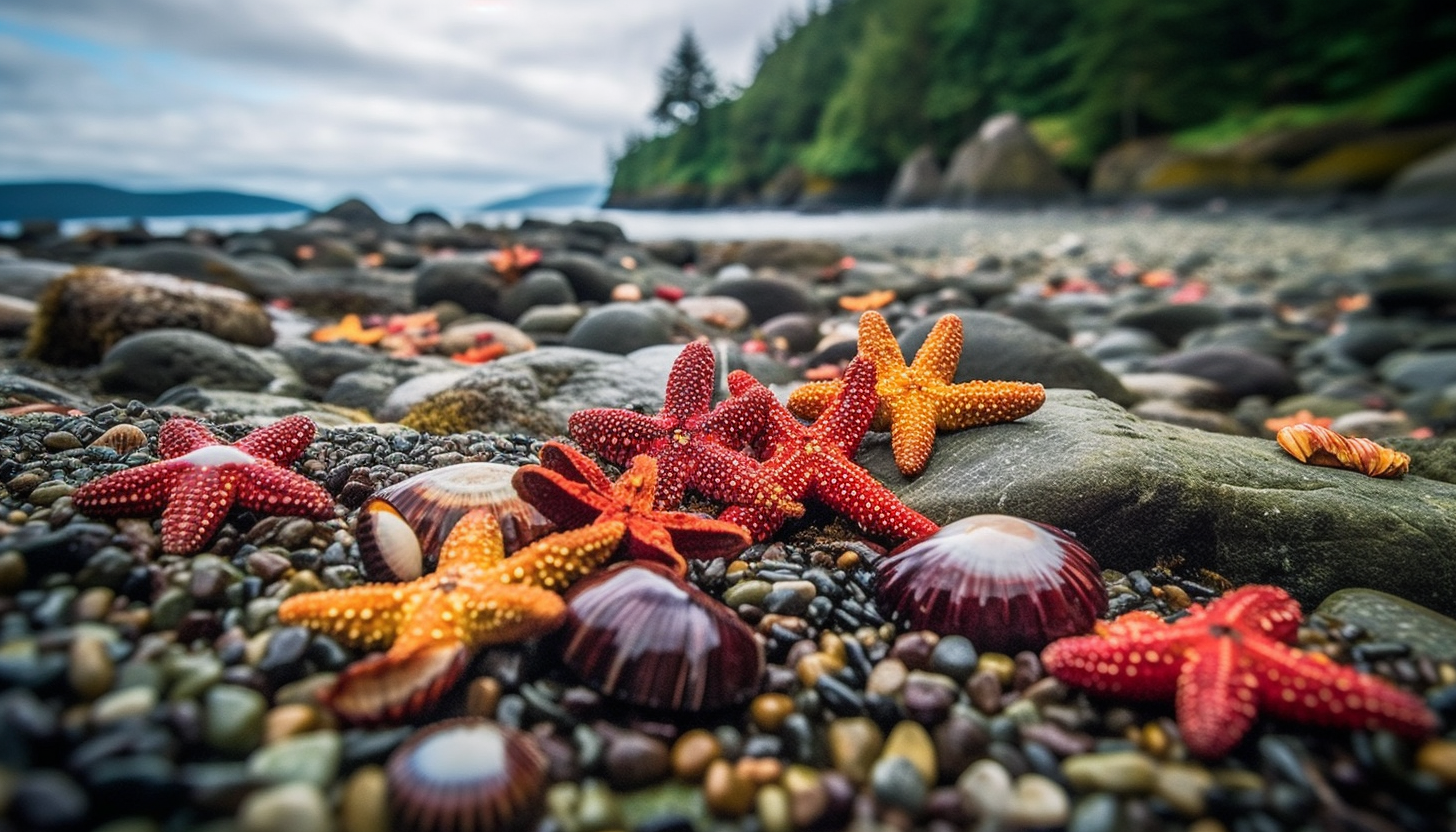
<box><xmin>860</xmin><ymin>388</ymin><xmax>1456</xmax><ymax>615</ymax></box>
<box><xmin>1315</xmin><ymin>588</ymin><xmax>1456</xmax><ymax>661</ymax></box>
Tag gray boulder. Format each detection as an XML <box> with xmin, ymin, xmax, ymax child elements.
<box><xmin>394</xmin><ymin>346</ymin><xmax>671</xmax><ymax>438</ymax></box>
<box><xmin>97</xmin><ymin>329</ymin><xmax>277</xmax><ymax>397</ymax></box>
<box><xmin>885</xmin><ymin>145</ymin><xmax>942</xmax><ymax>208</ymax></box>
<box><xmin>939</xmin><ymin>114</ymin><xmax>1075</xmax><ymax>205</ymax></box>
<box><xmin>861</xmin><ymin>389</ymin><xmax>1456</xmax><ymax>616</ymax></box>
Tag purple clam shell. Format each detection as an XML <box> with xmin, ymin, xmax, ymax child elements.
<box><xmin>385</xmin><ymin>716</ymin><xmax>547</xmax><ymax>832</ymax></box>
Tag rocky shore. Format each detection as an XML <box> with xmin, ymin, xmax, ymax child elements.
<box><xmin>2</xmin><ymin>200</ymin><xmax>1456</xmax><ymax>832</ymax></box>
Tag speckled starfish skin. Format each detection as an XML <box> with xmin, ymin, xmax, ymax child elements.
<box><xmin>1042</xmin><ymin>585</ymin><xmax>1437</xmax><ymax>759</ymax></box>
<box><xmin>789</xmin><ymin>311</ymin><xmax>1046</xmax><ymax>477</ymax></box>
<box><xmin>512</xmin><ymin>441</ymin><xmax>751</xmax><ymax>576</ymax></box>
<box><xmin>72</xmin><ymin>415</ymin><xmax>336</xmax><ymax>555</ymax></box>
<box><xmin>278</xmin><ymin>509</ymin><xmax>624</xmax><ymax>723</ymax></box>
<box><xmin>721</xmin><ymin>358</ymin><xmax>939</xmax><ymax>543</ymax></box>
<box><xmin>567</xmin><ymin>341</ymin><xmax>804</xmax><ymax>516</ymax></box>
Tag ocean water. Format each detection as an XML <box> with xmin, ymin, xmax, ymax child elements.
<box><xmin>1</xmin><ymin>206</ymin><xmax>956</xmax><ymax>243</ymax></box>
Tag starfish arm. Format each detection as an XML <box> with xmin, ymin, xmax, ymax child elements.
<box><xmin>234</xmin><ymin>414</ymin><xmax>318</xmax><ymax>465</ymax></box>
<box><xmin>160</xmin><ymin>467</ymin><xmax>242</xmax><ymax>554</ymax></box>
<box><xmin>661</xmin><ymin>341</ymin><xmax>717</xmax><ymax>422</ymax></box>
<box><xmin>1041</xmin><ymin>623</ymin><xmax>1186</xmax><ymax>700</ymax></box>
<box><xmin>1211</xmin><ymin>585</ymin><xmax>1302</xmax><ymax>644</ymax></box>
<box><xmin>810</xmin><ymin>455</ymin><xmax>939</xmax><ymax>542</ymax></box>
<box><xmin>158</xmin><ymin>418</ymin><xmax>220</xmax><ymax>459</ymax></box>
<box><xmin>433</xmin><ymin>508</ymin><xmax>509</xmax><ymax>572</ymax></box>
<box><xmin>648</xmin><ymin>444</ymin><xmax>693</xmax><ymax>510</ymax></box>
<box><xmin>1246</xmin><ymin>637</ymin><xmax>1437</xmax><ymax>741</ymax></box>
<box><xmin>485</xmin><ymin>520</ymin><xmax>626</xmax><ymax>593</ymax></box>
<box><xmin>717</xmin><ymin>504</ymin><xmax>791</xmax><ymax>543</ymax></box>
<box><xmin>277</xmin><ymin>583</ymin><xmax>414</xmax><ymax>651</ymax></box>
<box><xmin>933</xmin><ymin>382</ymin><xmax>1047</xmax><ymax>431</ymax></box>
<box><xmin>392</xmin><ymin>585</ymin><xmax>566</xmax><ymax>653</ymax></box>
<box><xmin>537</xmin><ymin>441</ymin><xmax>616</xmax><ymax>494</ymax></box>
<box><xmin>908</xmin><ymin>314</ymin><xmax>964</xmax><ymax>383</ymax></box>
<box><xmin>72</xmin><ymin>460</ymin><xmax>186</xmax><ymax>518</ymax></box>
<box><xmin>620</xmin><ymin>521</ymin><xmax>690</xmax><ymax>575</ymax></box>
<box><xmin>325</xmin><ymin>641</ymin><xmax>471</xmax><ymax>725</ymax></box>
<box><xmin>857</xmin><ymin>311</ymin><xmax>911</xmax><ymax>377</ymax></box>
<box><xmin>785</xmin><ymin>380</ymin><xmax>842</xmax><ymax>423</ymax></box>
<box><xmin>886</xmin><ymin>397</ymin><xmax>939</xmax><ymax>478</ymax></box>
<box><xmin>511</xmin><ymin>465</ymin><xmax>610</xmax><ymax>531</ymax></box>
<box><xmin>730</xmin><ymin>369</ymin><xmax>812</xmax><ymax>456</ymax></box>
<box><xmin>697</xmin><ymin>382</ymin><xmax>772</xmax><ymax>448</ymax></box>
<box><xmin>1177</xmin><ymin>640</ymin><xmax>1261</xmax><ymax>759</ymax></box>
<box><xmin>567</xmin><ymin>409</ymin><xmax>667</xmax><ymax>466</ymax></box>
<box><xmin>235</xmin><ymin>464</ymin><xmax>336</xmax><ymax>520</ymax></box>
<box><xmin>814</xmin><ymin>357</ymin><xmax>877</xmax><ymax>458</ymax></box>
<box><xmin>689</xmin><ymin>441</ymin><xmax>804</xmax><ymax>517</ymax></box>
<box><xmin>657</xmin><ymin>512</ymin><xmax>752</xmax><ymax>561</ymax></box>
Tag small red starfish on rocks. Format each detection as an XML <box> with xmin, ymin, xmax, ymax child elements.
<box><xmin>567</xmin><ymin>341</ymin><xmax>804</xmax><ymax>516</ymax></box>
<box><xmin>721</xmin><ymin>358</ymin><xmax>939</xmax><ymax>543</ymax></box>
<box><xmin>512</xmin><ymin>441</ymin><xmax>752</xmax><ymax>576</ymax></box>
<box><xmin>1042</xmin><ymin>585</ymin><xmax>1437</xmax><ymax>759</ymax></box>
<box><xmin>72</xmin><ymin>415</ymin><xmax>336</xmax><ymax>555</ymax></box>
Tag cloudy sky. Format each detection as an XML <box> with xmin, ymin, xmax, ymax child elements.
<box><xmin>0</xmin><ymin>0</ymin><xmax>811</xmax><ymax>218</ymax></box>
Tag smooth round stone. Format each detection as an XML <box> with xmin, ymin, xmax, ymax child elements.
<box><xmin>0</xmin><ymin>551</ymin><xmax>26</xmax><ymax>592</ymax></box>
<box><xmin>956</xmin><ymin>759</ymin><xmax>1013</xmax><ymax>818</ymax></box>
<box><xmin>865</xmin><ymin>658</ymin><xmax>908</xmax><ymax>697</ymax></box>
<box><xmin>670</xmin><ymin>729</ymin><xmax>721</xmax><ymax>782</ymax></box>
<box><xmin>927</xmin><ymin>635</ymin><xmax>979</xmax><ymax>683</ymax></box>
<box><xmin>703</xmin><ymin>759</ymin><xmax>755</xmax><ymax>817</ymax></box>
<box><xmin>1315</xmin><ymin>588</ymin><xmax>1456</xmax><ymax>662</ymax></box>
<box><xmin>1417</xmin><ymin>740</ymin><xmax>1456</xmax><ymax>787</ymax></box>
<box><xmin>264</xmin><ymin>704</ymin><xmax>326</xmax><ymax>745</ymax></box>
<box><xmin>1006</xmin><ymin>773</ymin><xmax>1070</xmax><ymax>827</ymax></box>
<box><xmin>166</xmin><ymin>653</ymin><xmax>224</xmax><ymax>701</ymax></box>
<box><xmin>1062</xmin><ymin>751</ymin><xmax>1157</xmax><ymax>793</ymax></box>
<box><xmin>91</xmin><ymin>686</ymin><xmax>158</xmax><ymax>726</ymax></box>
<box><xmin>11</xmin><ymin>769</ymin><xmax>90</xmax><ymax>830</ymax></box>
<box><xmin>238</xmin><ymin>782</ymin><xmax>334</xmax><ymax>832</ymax></box>
<box><xmin>1153</xmin><ymin>762</ymin><xmax>1214</xmax><ymax>817</ymax></box>
<box><xmin>68</xmin><ymin>634</ymin><xmax>115</xmax><ymax>701</ymax></box>
<box><xmin>247</xmin><ymin>730</ymin><xmax>341</xmax><ymax>787</ymax></box>
<box><xmin>676</xmin><ymin>296</ymin><xmax>752</xmax><ymax>331</ymax></box>
<box><xmin>29</xmin><ymin>480</ymin><xmax>76</xmax><ymax>506</ymax></box>
<box><xmin>755</xmin><ymin>783</ymin><xmax>794</xmax><ymax>832</ymax></box>
<box><xmin>722</xmin><ymin>579</ymin><xmax>772</xmax><ymax>608</ymax></box>
<box><xmin>338</xmin><ymin>765</ymin><xmax>389</xmax><ymax>832</ymax></box>
<box><xmin>935</xmin><ymin>713</ymin><xmax>991</xmax><ymax>778</ymax></box>
<box><xmin>763</xmin><ymin>582</ymin><xmax>816</xmax><ymax>616</ymax></box>
<box><xmin>73</xmin><ymin>587</ymin><xmax>115</xmax><ymax>622</ymax></box>
<box><xmin>881</xmin><ymin>721</ymin><xmax>937</xmax><ymax>786</ymax></box>
<box><xmin>976</xmin><ymin>652</ymin><xmax>1016</xmax><ymax>684</ymax></box>
<box><xmin>564</xmin><ymin>303</ymin><xmax>671</xmax><ymax>354</ymax></box>
<box><xmin>1068</xmin><ymin>792</ymin><xmax>1121</xmax><ymax>832</ymax></box>
<box><xmin>781</xmin><ymin>765</ymin><xmax>829</xmax><ymax>829</ymax></box>
<box><xmin>902</xmin><ymin>670</ymin><xmax>958</xmax><ymax>724</ymax></box>
<box><xmin>750</xmin><ymin>692</ymin><xmax>796</xmax><ymax>732</ymax></box>
<box><xmin>575</xmin><ymin>779</ymin><xmax>624</xmax><ymax>831</ymax></box>
<box><xmin>604</xmin><ymin>731</ymin><xmax>671</xmax><ymax>790</ymax></box>
<box><xmin>826</xmin><ymin>717</ymin><xmax>883</xmax><ymax>785</ymax></box>
<box><xmin>204</xmin><ymin>684</ymin><xmax>268</xmax><ymax>755</ymax></box>
<box><xmin>871</xmin><ymin>755</ymin><xmax>928</xmax><ymax>814</ymax></box>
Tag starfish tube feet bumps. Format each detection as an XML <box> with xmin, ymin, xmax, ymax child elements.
<box><xmin>1041</xmin><ymin>585</ymin><xmax>1437</xmax><ymax>759</ymax></box>
<box><xmin>279</xmin><ymin>508</ymin><xmax>625</xmax><ymax>723</ymax></box>
<box><xmin>721</xmin><ymin>358</ymin><xmax>939</xmax><ymax>543</ymax></box>
<box><xmin>72</xmin><ymin>415</ymin><xmax>336</xmax><ymax>555</ymax></box>
<box><xmin>512</xmin><ymin>441</ymin><xmax>751</xmax><ymax>576</ymax></box>
<box><xmin>789</xmin><ymin>311</ymin><xmax>1046</xmax><ymax>477</ymax></box>
<box><xmin>567</xmin><ymin>341</ymin><xmax>804</xmax><ymax>516</ymax></box>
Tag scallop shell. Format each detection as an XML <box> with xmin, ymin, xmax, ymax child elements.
<box><xmin>357</xmin><ymin>462</ymin><xmax>551</xmax><ymax>581</ymax></box>
<box><xmin>386</xmin><ymin>717</ymin><xmax>548</xmax><ymax>832</ymax></box>
<box><xmin>877</xmin><ymin>514</ymin><xmax>1107</xmax><ymax>654</ymax></box>
<box><xmin>89</xmin><ymin>424</ymin><xmax>148</xmax><ymax>456</ymax></box>
<box><xmin>558</xmin><ymin>562</ymin><xmax>764</xmax><ymax>711</ymax></box>
<box><xmin>1276</xmin><ymin>423</ymin><xmax>1409</xmax><ymax>478</ymax></box>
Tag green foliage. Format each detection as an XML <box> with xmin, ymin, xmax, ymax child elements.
<box><xmin>611</xmin><ymin>0</ymin><xmax>1456</xmax><ymax>201</ymax></box>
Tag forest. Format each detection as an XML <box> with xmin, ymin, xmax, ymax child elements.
<box><xmin>608</xmin><ymin>0</ymin><xmax>1456</xmax><ymax>208</ymax></box>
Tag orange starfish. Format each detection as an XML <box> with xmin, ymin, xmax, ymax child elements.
<box><xmin>789</xmin><ymin>311</ymin><xmax>1046</xmax><ymax>477</ymax></box>
<box><xmin>488</xmin><ymin>244</ymin><xmax>542</xmax><ymax>282</ymax></box>
<box><xmin>512</xmin><ymin>441</ymin><xmax>751</xmax><ymax>576</ymax></box>
<box><xmin>839</xmin><ymin>289</ymin><xmax>896</xmax><ymax>312</ymax></box>
<box><xmin>1263</xmin><ymin>409</ymin><xmax>1333</xmax><ymax>433</ymax></box>
<box><xmin>1042</xmin><ymin>585</ymin><xmax>1436</xmax><ymax>759</ymax></box>
<box><xmin>278</xmin><ymin>509</ymin><xmax>624</xmax><ymax>723</ymax></box>
<box><xmin>311</xmin><ymin>314</ymin><xmax>386</xmax><ymax>345</ymax></box>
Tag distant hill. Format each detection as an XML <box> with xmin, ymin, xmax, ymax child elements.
<box><xmin>479</xmin><ymin>183</ymin><xmax>606</xmax><ymax>211</ymax></box>
<box><xmin>0</xmin><ymin>182</ymin><xmax>312</xmax><ymax>222</ymax></box>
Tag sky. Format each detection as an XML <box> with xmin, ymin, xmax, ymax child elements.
<box><xmin>0</xmin><ymin>0</ymin><xmax>813</xmax><ymax>218</ymax></box>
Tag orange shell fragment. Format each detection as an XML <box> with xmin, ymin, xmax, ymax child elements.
<box><xmin>1276</xmin><ymin>423</ymin><xmax>1410</xmax><ymax>479</ymax></box>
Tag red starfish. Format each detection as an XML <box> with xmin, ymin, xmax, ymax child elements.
<box><xmin>512</xmin><ymin>441</ymin><xmax>752</xmax><ymax>576</ymax></box>
<box><xmin>1041</xmin><ymin>585</ymin><xmax>1437</xmax><ymax>759</ymax></box>
<box><xmin>72</xmin><ymin>415</ymin><xmax>336</xmax><ymax>555</ymax></box>
<box><xmin>720</xmin><ymin>358</ymin><xmax>939</xmax><ymax>543</ymax></box>
<box><xmin>567</xmin><ymin>341</ymin><xmax>803</xmax><ymax>516</ymax></box>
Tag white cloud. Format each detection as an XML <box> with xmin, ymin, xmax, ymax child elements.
<box><xmin>0</xmin><ymin>0</ymin><xmax>812</xmax><ymax>217</ymax></box>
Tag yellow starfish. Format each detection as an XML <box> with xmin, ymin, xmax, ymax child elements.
<box><xmin>278</xmin><ymin>508</ymin><xmax>624</xmax><ymax>723</ymax></box>
<box><xmin>788</xmin><ymin>311</ymin><xmax>1046</xmax><ymax>477</ymax></box>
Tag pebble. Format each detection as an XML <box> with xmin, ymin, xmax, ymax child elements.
<box><xmin>1416</xmin><ymin>739</ymin><xmax>1456</xmax><ymax>787</ymax></box>
<box><xmin>755</xmin><ymin>783</ymin><xmax>794</xmax><ymax>832</ymax></box>
<box><xmin>1153</xmin><ymin>761</ymin><xmax>1214</xmax><ymax>816</ymax></box>
<box><xmin>338</xmin><ymin>765</ymin><xmax>389</xmax><ymax>832</ymax></box>
<box><xmin>90</xmin><ymin>685</ymin><xmax>157</xmax><ymax>726</ymax></box>
<box><xmin>669</xmin><ymin>728</ymin><xmax>720</xmax><ymax>782</ymax></box>
<box><xmin>1006</xmin><ymin>773</ymin><xmax>1071</xmax><ymax>827</ymax></box>
<box><xmin>826</xmin><ymin>717</ymin><xmax>882</xmax><ymax>784</ymax></box>
<box><xmin>881</xmin><ymin>720</ymin><xmax>937</xmax><ymax>785</ymax></box>
<box><xmin>956</xmin><ymin>758</ymin><xmax>1014</xmax><ymax>818</ymax></box>
<box><xmin>870</xmin><ymin>755</ymin><xmax>927</xmax><ymax>814</ymax></box>
<box><xmin>928</xmin><ymin>634</ymin><xmax>978</xmax><ymax>683</ymax></box>
<box><xmin>204</xmin><ymin>684</ymin><xmax>268</xmax><ymax>755</ymax></box>
<box><xmin>68</xmin><ymin>633</ymin><xmax>115</xmax><ymax>700</ymax></box>
<box><xmin>604</xmin><ymin>730</ymin><xmax>671</xmax><ymax>790</ymax></box>
<box><xmin>247</xmin><ymin>729</ymin><xmax>342</xmax><ymax>787</ymax></box>
<box><xmin>237</xmin><ymin>782</ymin><xmax>335</xmax><ymax>832</ymax></box>
<box><xmin>750</xmin><ymin>692</ymin><xmax>795</xmax><ymax>732</ymax></box>
<box><xmin>1062</xmin><ymin>750</ymin><xmax>1158</xmax><ymax>793</ymax></box>
<box><xmin>702</xmin><ymin>758</ymin><xmax>755</xmax><ymax>817</ymax></box>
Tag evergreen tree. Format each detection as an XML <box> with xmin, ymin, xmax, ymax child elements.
<box><xmin>652</xmin><ymin>29</ymin><xmax>720</xmax><ymax>128</ymax></box>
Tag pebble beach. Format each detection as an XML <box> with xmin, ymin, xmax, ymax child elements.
<box><xmin>2</xmin><ymin>202</ymin><xmax>1456</xmax><ymax>832</ymax></box>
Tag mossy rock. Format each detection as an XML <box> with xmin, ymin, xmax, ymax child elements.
<box><xmin>1286</xmin><ymin>124</ymin><xmax>1456</xmax><ymax>191</ymax></box>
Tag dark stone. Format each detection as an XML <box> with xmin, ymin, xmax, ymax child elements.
<box><xmin>1150</xmin><ymin>346</ymin><xmax>1299</xmax><ymax>400</ymax></box>
<box><xmin>704</xmin><ymin>276</ymin><xmax>823</xmax><ymax>325</ymax></box>
<box><xmin>97</xmin><ymin>329</ymin><xmax>275</xmax><ymax>397</ymax></box>
<box><xmin>539</xmin><ymin>252</ymin><xmax>627</xmax><ymax>303</ymax></box>
<box><xmin>563</xmin><ymin>303</ymin><xmax>671</xmax><ymax>355</ymax></box>
<box><xmin>413</xmin><ymin>260</ymin><xmax>504</xmax><ymax>315</ymax></box>
<box><xmin>1111</xmin><ymin>302</ymin><xmax>1226</xmax><ymax>348</ymax></box>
